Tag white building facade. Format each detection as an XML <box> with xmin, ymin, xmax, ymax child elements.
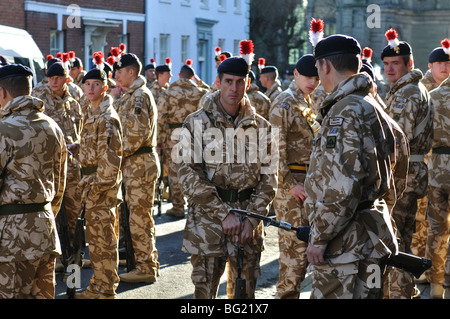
<box><xmin>145</xmin><ymin>0</ymin><xmax>250</xmax><ymax>84</ymax></box>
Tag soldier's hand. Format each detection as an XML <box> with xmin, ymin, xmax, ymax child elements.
<box><xmin>289</xmin><ymin>183</ymin><xmax>307</xmax><ymax>204</ymax></box>
<box><xmin>306</xmin><ymin>243</ymin><xmax>325</xmax><ymax>265</ymax></box>
<box><xmin>239</xmin><ymin>219</ymin><xmax>254</xmax><ymax>243</ymax></box>
<box><xmin>222</xmin><ymin>213</ymin><xmax>242</xmax><ymax>238</ymax></box>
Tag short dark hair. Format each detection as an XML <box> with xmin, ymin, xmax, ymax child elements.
<box><xmin>179</xmin><ymin>65</ymin><xmax>194</xmax><ymax>79</ymax></box>
<box><xmin>0</xmin><ymin>75</ymin><xmax>32</xmax><ymax>97</ymax></box>
<box><xmin>124</xmin><ymin>62</ymin><xmax>142</xmax><ymax>76</ymax></box>
<box><xmin>318</xmin><ymin>53</ymin><xmax>360</xmax><ymax>73</ymax></box>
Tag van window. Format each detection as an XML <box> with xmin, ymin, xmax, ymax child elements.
<box><xmin>33</xmin><ymin>58</ymin><xmax>45</xmax><ymax>83</ymax></box>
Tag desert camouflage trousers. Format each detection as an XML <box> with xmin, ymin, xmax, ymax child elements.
<box><xmin>0</xmin><ymin>254</ymin><xmax>56</xmax><ymax>299</ymax></box>
<box><xmin>310</xmin><ymin>258</ymin><xmax>386</xmax><ymax>299</ymax></box>
<box><xmin>411</xmin><ymin>196</ymin><xmax>429</xmax><ymax>258</ymax></box>
<box><xmin>272</xmin><ymin>179</ymin><xmax>309</xmax><ymax>299</ymax></box>
<box><xmin>190</xmin><ymin>253</ymin><xmax>261</xmax><ymax>299</ymax></box>
<box><xmin>85</xmin><ymin>203</ymin><xmax>120</xmax><ymax>296</ymax></box>
<box><xmin>62</xmin><ymin>158</ymin><xmax>82</xmax><ymax>234</ymax></box>
<box><xmin>425</xmin><ymin>185</ymin><xmax>450</xmax><ymax>286</ymax></box>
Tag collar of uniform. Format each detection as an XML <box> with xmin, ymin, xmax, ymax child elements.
<box><xmin>169</xmin><ymin>78</ymin><xmax>196</xmax><ymax>89</ymax></box>
<box><xmin>87</xmin><ymin>94</ymin><xmax>113</xmax><ymax>119</ymax></box>
<box><xmin>0</xmin><ymin>95</ymin><xmax>44</xmax><ymax>120</ymax></box>
<box><xmin>266</xmin><ymin>80</ymin><xmax>281</xmax><ymax>95</ymax></box>
<box><xmin>389</xmin><ymin>69</ymin><xmax>423</xmax><ymax>94</ymax></box>
<box><xmin>126</xmin><ymin>75</ymin><xmax>147</xmax><ymax>95</ymax></box>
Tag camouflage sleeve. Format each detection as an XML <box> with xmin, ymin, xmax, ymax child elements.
<box><xmin>269</xmin><ymin>100</ymin><xmax>297</xmax><ymax>190</ymax></box>
<box><xmin>123</xmin><ymin>91</ymin><xmax>153</xmax><ymax>157</ymax></box>
<box><xmin>89</xmin><ymin>117</ymin><xmax>122</xmax><ymax>201</ymax></box>
<box><xmin>52</xmin><ymin>133</ymin><xmax>68</xmax><ymax>216</ymax></box>
<box><xmin>310</xmin><ymin>107</ymin><xmax>365</xmax><ymax>248</ymax></box>
<box><xmin>177</xmin><ymin>116</ymin><xmax>232</xmax><ymax>222</ymax></box>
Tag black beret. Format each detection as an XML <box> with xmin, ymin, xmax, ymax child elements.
<box><xmin>82</xmin><ymin>68</ymin><xmax>107</xmax><ymax>84</ymax></box>
<box><xmin>103</xmin><ymin>62</ymin><xmax>113</xmax><ymax>76</ymax></box>
<box><xmin>260</xmin><ymin>66</ymin><xmax>278</xmax><ymax>74</ymax></box>
<box><xmin>46</xmin><ymin>58</ymin><xmax>61</xmax><ymax>70</ymax></box>
<box><xmin>0</xmin><ymin>64</ymin><xmax>33</xmax><ymax>81</ymax></box>
<box><xmin>155</xmin><ymin>64</ymin><xmax>171</xmax><ymax>73</ymax></box>
<box><xmin>314</xmin><ymin>34</ymin><xmax>362</xmax><ymax>60</ymax></box>
<box><xmin>428</xmin><ymin>47</ymin><xmax>450</xmax><ymax>63</ymax></box>
<box><xmin>360</xmin><ymin>61</ymin><xmax>374</xmax><ymax>81</ymax></box>
<box><xmin>217</xmin><ymin>56</ymin><xmax>250</xmax><ymax>77</ymax></box>
<box><xmin>114</xmin><ymin>53</ymin><xmax>141</xmax><ymax>71</ymax></box>
<box><xmin>215</xmin><ymin>51</ymin><xmax>232</xmax><ymax>61</ymax></box>
<box><xmin>381</xmin><ymin>41</ymin><xmax>412</xmax><ymax>60</ymax></box>
<box><xmin>46</xmin><ymin>62</ymin><xmax>67</xmax><ymax>77</ymax></box>
<box><xmin>70</xmin><ymin>57</ymin><xmax>83</xmax><ymax>68</ymax></box>
<box><xmin>295</xmin><ymin>54</ymin><xmax>318</xmax><ymax>77</ymax></box>
<box><xmin>144</xmin><ymin>64</ymin><xmax>155</xmax><ymax>70</ymax></box>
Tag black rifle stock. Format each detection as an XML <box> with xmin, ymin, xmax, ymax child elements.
<box><xmin>66</xmin><ymin>205</ymin><xmax>86</xmax><ymax>299</ymax></box>
<box><xmin>56</xmin><ymin>199</ymin><xmax>73</xmax><ymax>269</ymax></box>
<box><xmin>121</xmin><ymin>183</ymin><xmax>136</xmax><ymax>272</ymax></box>
<box><xmin>234</xmin><ymin>217</ymin><xmax>247</xmax><ymax>299</ymax></box>
<box><xmin>231</xmin><ymin>209</ymin><xmax>432</xmax><ymax>279</ymax></box>
<box><xmin>156</xmin><ymin>148</ymin><xmax>164</xmax><ymax>216</ymax></box>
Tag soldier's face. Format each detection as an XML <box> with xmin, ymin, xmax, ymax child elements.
<box><xmin>145</xmin><ymin>69</ymin><xmax>156</xmax><ymax>82</ymax></box>
<box><xmin>219</xmin><ymin>73</ymin><xmax>249</xmax><ymax>108</ymax></box>
<box><xmin>159</xmin><ymin>71</ymin><xmax>172</xmax><ymax>84</ymax></box>
<box><xmin>382</xmin><ymin>56</ymin><xmax>411</xmax><ymax>83</ymax></box>
<box><xmin>48</xmin><ymin>76</ymin><xmax>67</xmax><ymax>94</ymax></box>
<box><xmin>294</xmin><ymin>70</ymin><xmax>320</xmax><ymax>95</ymax></box>
<box><xmin>115</xmin><ymin>67</ymin><xmax>135</xmax><ymax>88</ymax></box>
<box><xmin>84</xmin><ymin>79</ymin><xmax>107</xmax><ymax>105</ymax></box>
<box><xmin>69</xmin><ymin>66</ymin><xmax>82</xmax><ymax>79</ymax></box>
<box><xmin>429</xmin><ymin>61</ymin><xmax>450</xmax><ymax>85</ymax></box>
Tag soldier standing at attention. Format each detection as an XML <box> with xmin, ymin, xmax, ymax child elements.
<box><xmin>157</xmin><ymin>59</ymin><xmax>209</xmax><ymax>218</ymax></box>
<box><xmin>259</xmin><ymin>64</ymin><xmax>282</xmax><ymax>103</ymax></box>
<box><xmin>68</xmin><ymin>52</ymin><xmax>86</xmax><ymax>88</ymax></box>
<box><xmin>421</xmin><ymin>39</ymin><xmax>450</xmax><ymax>91</ymax></box>
<box><xmin>36</xmin><ymin>61</ymin><xmax>83</xmax><ymax>239</ymax></box>
<box><xmin>69</xmin><ymin>53</ymin><xmax>123</xmax><ymax>299</ymax></box>
<box><xmin>151</xmin><ymin>58</ymin><xmax>172</xmax><ymax>104</ymax></box>
<box><xmin>381</xmin><ymin>29</ymin><xmax>434</xmax><ymax>299</ymax></box>
<box><xmin>111</xmin><ymin>52</ymin><xmax>161</xmax><ymax>284</ymax></box>
<box><xmin>0</xmin><ymin>64</ymin><xmax>67</xmax><ymax>298</ymax></box>
<box><xmin>178</xmin><ymin>41</ymin><xmax>277</xmax><ymax>299</ymax></box>
<box><xmin>269</xmin><ymin>54</ymin><xmax>320</xmax><ymax>299</ymax></box>
<box><xmin>426</xmin><ymin>50</ymin><xmax>450</xmax><ymax>299</ymax></box>
<box><xmin>144</xmin><ymin>59</ymin><xmax>157</xmax><ymax>90</ymax></box>
<box><xmin>305</xmin><ymin>34</ymin><xmax>398</xmax><ymax>299</ymax></box>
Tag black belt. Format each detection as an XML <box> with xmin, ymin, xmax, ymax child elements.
<box><xmin>0</xmin><ymin>202</ymin><xmax>52</xmax><ymax>216</ymax></box>
<box><xmin>216</xmin><ymin>187</ymin><xmax>254</xmax><ymax>202</ymax></box>
<box><xmin>433</xmin><ymin>147</ymin><xmax>450</xmax><ymax>155</ymax></box>
<box><xmin>127</xmin><ymin>146</ymin><xmax>154</xmax><ymax>158</ymax></box>
<box><xmin>356</xmin><ymin>200</ymin><xmax>374</xmax><ymax>211</ymax></box>
<box><xmin>168</xmin><ymin>123</ymin><xmax>183</xmax><ymax>129</ymax></box>
<box><xmin>81</xmin><ymin>166</ymin><xmax>98</xmax><ymax>176</ymax></box>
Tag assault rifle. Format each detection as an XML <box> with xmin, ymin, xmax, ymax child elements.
<box><xmin>155</xmin><ymin>148</ymin><xmax>164</xmax><ymax>216</ymax></box>
<box><xmin>56</xmin><ymin>199</ymin><xmax>72</xmax><ymax>270</ymax></box>
<box><xmin>121</xmin><ymin>183</ymin><xmax>136</xmax><ymax>272</ymax></box>
<box><xmin>231</xmin><ymin>209</ymin><xmax>432</xmax><ymax>279</ymax></box>
<box><xmin>66</xmin><ymin>205</ymin><xmax>86</xmax><ymax>299</ymax></box>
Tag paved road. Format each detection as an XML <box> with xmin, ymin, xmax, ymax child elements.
<box><xmin>55</xmin><ymin>201</ymin><xmax>431</xmax><ymax>300</ymax></box>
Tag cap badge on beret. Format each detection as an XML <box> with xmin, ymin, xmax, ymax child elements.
<box><xmin>165</xmin><ymin>57</ymin><xmax>172</xmax><ymax>69</ymax></box>
<box><xmin>111</xmin><ymin>43</ymin><xmax>126</xmax><ymax>67</ymax></box>
<box><xmin>385</xmin><ymin>29</ymin><xmax>400</xmax><ymax>54</ymax></box>
<box><xmin>239</xmin><ymin>40</ymin><xmax>255</xmax><ymax>70</ymax></box>
<box><xmin>258</xmin><ymin>58</ymin><xmax>265</xmax><ymax>72</ymax></box>
<box><xmin>309</xmin><ymin>17</ymin><xmax>324</xmax><ymax>49</ymax></box>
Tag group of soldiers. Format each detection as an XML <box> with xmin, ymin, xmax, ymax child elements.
<box><xmin>0</xmin><ymin>15</ymin><xmax>448</xmax><ymax>300</ymax></box>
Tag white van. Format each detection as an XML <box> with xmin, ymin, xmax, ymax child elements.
<box><xmin>0</xmin><ymin>24</ymin><xmax>45</xmax><ymax>86</ymax></box>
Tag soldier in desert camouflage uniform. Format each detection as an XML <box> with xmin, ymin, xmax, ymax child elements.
<box><xmin>0</xmin><ymin>64</ymin><xmax>67</xmax><ymax>299</ymax></box>
<box><xmin>178</xmin><ymin>45</ymin><xmax>277</xmax><ymax>299</ymax></box>
<box><xmin>111</xmin><ymin>53</ymin><xmax>161</xmax><ymax>284</ymax></box>
<box><xmin>426</xmin><ymin>75</ymin><xmax>450</xmax><ymax>299</ymax></box>
<box><xmin>157</xmin><ymin>60</ymin><xmax>209</xmax><ymax>217</ymax></box>
<box><xmin>36</xmin><ymin>61</ymin><xmax>83</xmax><ymax>238</ymax></box>
<box><xmin>259</xmin><ymin>65</ymin><xmax>282</xmax><ymax>103</ymax></box>
<box><xmin>69</xmin><ymin>54</ymin><xmax>86</xmax><ymax>88</ymax></box>
<box><xmin>151</xmin><ymin>62</ymin><xmax>172</xmax><ymax>105</ymax></box>
<box><xmin>381</xmin><ymin>29</ymin><xmax>434</xmax><ymax>299</ymax></box>
<box><xmin>70</xmin><ymin>62</ymin><xmax>123</xmax><ymax>299</ymax></box>
<box><xmin>305</xmin><ymin>35</ymin><xmax>398</xmax><ymax>299</ymax></box>
<box><xmin>411</xmin><ymin>41</ymin><xmax>450</xmax><ymax>284</ymax></box>
<box><xmin>269</xmin><ymin>54</ymin><xmax>320</xmax><ymax>299</ymax></box>
<box><xmin>247</xmin><ymin>70</ymin><xmax>271</xmax><ymax>120</ymax></box>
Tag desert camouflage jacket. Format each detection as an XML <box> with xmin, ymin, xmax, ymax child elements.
<box><xmin>265</xmin><ymin>80</ymin><xmax>282</xmax><ymax>102</ymax></box>
<box><xmin>178</xmin><ymin>91</ymin><xmax>278</xmax><ymax>256</ymax></box>
<box><xmin>269</xmin><ymin>81</ymin><xmax>319</xmax><ymax>190</ymax></box>
<box><xmin>0</xmin><ymin>95</ymin><xmax>67</xmax><ymax>261</ymax></box>
<box><xmin>157</xmin><ymin>78</ymin><xmax>208</xmax><ymax>146</ymax></box>
<box><xmin>246</xmin><ymin>82</ymin><xmax>271</xmax><ymax>120</ymax></box>
<box><xmin>150</xmin><ymin>81</ymin><xmax>168</xmax><ymax>104</ymax></box>
<box><xmin>428</xmin><ymin>77</ymin><xmax>450</xmax><ymax>190</ymax></box>
<box><xmin>113</xmin><ymin>75</ymin><xmax>158</xmax><ymax>158</ymax></box>
<box><xmin>421</xmin><ymin>69</ymin><xmax>439</xmax><ymax>92</ymax></box>
<box><xmin>304</xmin><ymin>73</ymin><xmax>397</xmax><ymax>263</ymax></box>
<box><xmin>78</xmin><ymin>94</ymin><xmax>123</xmax><ymax>207</ymax></box>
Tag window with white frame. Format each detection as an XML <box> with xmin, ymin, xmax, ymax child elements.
<box><xmin>233</xmin><ymin>39</ymin><xmax>240</xmax><ymax>56</ymax></box>
<box><xmin>50</xmin><ymin>30</ymin><xmax>64</xmax><ymax>57</ymax></box>
<box><xmin>159</xmin><ymin>34</ymin><xmax>170</xmax><ymax>64</ymax></box>
<box><xmin>234</xmin><ymin>0</ymin><xmax>241</xmax><ymax>14</ymax></box>
<box><xmin>181</xmin><ymin>35</ymin><xmax>190</xmax><ymax>62</ymax></box>
<box><xmin>200</xmin><ymin>0</ymin><xmax>209</xmax><ymax>9</ymax></box>
<box><xmin>181</xmin><ymin>0</ymin><xmax>190</xmax><ymax>6</ymax></box>
<box><xmin>219</xmin><ymin>0</ymin><xmax>226</xmax><ymax>11</ymax></box>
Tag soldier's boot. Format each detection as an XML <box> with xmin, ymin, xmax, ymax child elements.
<box><xmin>74</xmin><ymin>289</ymin><xmax>115</xmax><ymax>299</ymax></box>
<box><xmin>430</xmin><ymin>282</ymin><xmax>444</xmax><ymax>299</ymax></box>
<box><xmin>444</xmin><ymin>288</ymin><xmax>450</xmax><ymax>299</ymax></box>
<box><xmin>166</xmin><ymin>207</ymin><xmax>185</xmax><ymax>218</ymax></box>
<box><xmin>119</xmin><ymin>269</ymin><xmax>157</xmax><ymax>284</ymax></box>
